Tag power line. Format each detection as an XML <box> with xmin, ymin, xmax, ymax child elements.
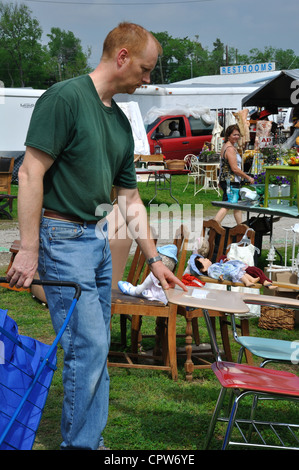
<box><xmin>23</xmin><ymin>0</ymin><xmax>216</xmax><ymax>5</ymax></box>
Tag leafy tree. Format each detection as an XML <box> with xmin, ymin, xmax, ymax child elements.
<box><xmin>1</xmin><ymin>5</ymin><xmax>298</xmax><ymax>89</ymax></box>
<box><xmin>273</xmin><ymin>48</ymin><xmax>299</xmax><ymax>70</ymax></box>
<box><xmin>0</xmin><ymin>1</ymin><xmax>47</xmax><ymax>87</ymax></box>
<box><xmin>47</xmin><ymin>27</ymin><xmax>91</xmax><ymax>82</ymax></box>
<box><xmin>151</xmin><ymin>32</ymin><xmax>208</xmax><ymax>83</ymax></box>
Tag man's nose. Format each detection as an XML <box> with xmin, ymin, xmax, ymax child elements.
<box><xmin>142</xmin><ymin>73</ymin><xmax>151</xmax><ymax>84</ymax></box>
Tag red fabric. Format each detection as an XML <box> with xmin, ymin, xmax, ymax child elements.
<box><xmin>245</xmin><ymin>266</ymin><xmax>271</xmax><ymax>284</ymax></box>
<box><xmin>181</xmin><ymin>274</ymin><xmax>205</xmax><ymax>287</ymax></box>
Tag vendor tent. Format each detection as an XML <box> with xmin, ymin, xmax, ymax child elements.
<box><xmin>242</xmin><ymin>69</ymin><xmax>299</xmax><ymax>108</ymax></box>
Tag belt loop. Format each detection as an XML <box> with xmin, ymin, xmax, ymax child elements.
<box><xmin>83</xmin><ymin>221</ymin><xmax>87</xmax><ymax>229</ymax></box>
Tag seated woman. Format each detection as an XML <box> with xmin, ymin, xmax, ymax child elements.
<box><xmin>192</xmin><ymin>254</ymin><xmax>277</xmax><ymax>289</ymax></box>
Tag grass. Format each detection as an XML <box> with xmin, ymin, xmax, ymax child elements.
<box><xmin>1</xmin><ymin>282</ymin><xmax>298</xmax><ymax>451</ymax></box>
<box><xmin>0</xmin><ymin>179</ymin><xmax>298</xmax><ymax>451</ymax></box>
<box><xmin>137</xmin><ymin>175</ymin><xmax>220</xmax><ymax>213</ymax></box>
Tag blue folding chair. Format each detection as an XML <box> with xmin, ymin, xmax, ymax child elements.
<box><xmin>230</xmin><ymin>313</ymin><xmax>298</xmax><ymax>367</ymax></box>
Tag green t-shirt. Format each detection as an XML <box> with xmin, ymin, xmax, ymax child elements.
<box><xmin>25</xmin><ymin>75</ymin><xmax>137</xmax><ymax>221</ymax></box>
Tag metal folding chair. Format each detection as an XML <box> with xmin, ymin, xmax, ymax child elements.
<box><xmin>205</xmin><ymin>360</ymin><xmax>299</xmax><ymax>450</ymax></box>
<box><xmin>183</xmin><ymin>154</ymin><xmax>203</xmax><ymax>195</ymax></box>
<box><xmin>201</xmin><ymin>307</ymin><xmax>299</xmax><ymax>450</ymax></box>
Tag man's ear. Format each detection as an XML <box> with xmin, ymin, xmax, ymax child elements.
<box><xmin>117</xmin><ymin>48</ymin><xmax>130</xmax><ymax>66</ymax></box>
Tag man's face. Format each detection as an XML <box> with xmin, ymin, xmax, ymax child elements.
<box><xmin>121</xmin><ymin>38</ymin><xmax>159</xmax><ymax>94</ymax></box>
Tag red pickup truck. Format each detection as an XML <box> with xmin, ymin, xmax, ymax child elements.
<box><xmin>146</xmin><ymin>114</ymin><xmax>213</xmax><ymax>160</ymax></box>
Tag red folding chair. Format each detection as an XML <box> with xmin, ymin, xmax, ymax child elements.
<box><xmin>201</xmin><ymin>306</ymin><xmax>299</xmax><ymax>450</ymax></box>
<box><xmin>204</xmin><ymin>361</ymin><xmax>299</xmax><ymax>450</ymax></box>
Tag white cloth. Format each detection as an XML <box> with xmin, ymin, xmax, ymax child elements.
<box><xmin>141</xmin><ymin>272</ymin><xmax>168</xmax><ymax>304</ymax></box>
<box><xmin>226</xmin><ymin>242</ymin><xmax>260</xmax><ymax>316</ymax></box>
<box><xmin>226</xmin><ymin>243</ymin><xmax>256</xmax><ymax>266</ymax></box>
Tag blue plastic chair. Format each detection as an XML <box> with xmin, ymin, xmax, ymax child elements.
<box><xmin>230</xmin><ymin>314</ymin><xmax>297</xmax><ymax>367</ymax></box>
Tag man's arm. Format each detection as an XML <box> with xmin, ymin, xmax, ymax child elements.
<box><xmin>115</xmin><ymin>186</ymin><xmax>187</xmax><ymax>292</ymax></box>
<box><xmin>6</xmin><ymin>147</ymin><xmax>54</xmax><ymax>288</ymax></box>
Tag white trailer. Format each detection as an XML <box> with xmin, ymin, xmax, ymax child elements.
<box><xmin>115</xmin><ymin>70</ymin><xmax>280</xmax><ymax>120</ymax></box>
<box><xmin>114</xmin><ymin>83</ymin><xmax>259</xmax><ymax>120</ymax></box>
<box><xmin>0</xmin><ymin>87</ymin><xmax>45</xmax><ymax>157</ymax></box>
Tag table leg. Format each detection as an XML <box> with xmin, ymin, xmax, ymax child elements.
<box><xmin>148</xmin><ymin>171</ymin><xmax>158</xmax><ymax>205</ymax></box>
<box><xmin>264</xmin><ymin>173</ymin><xmax>269</xmax><ymax>207</ymax></box>
<box><xmin>202</xmin><ymin>308</ymin><xmax>222</xmax><ymax>363</ymax></box>
<box><xmin>167</xmin><ymin>174</ymin><xmax>179</xmax><ymax>204</ymax></box>
<box><xmin>184</xmin><ymin>310</ymin><xmax>194</xmax><ymax>381</ymax></box>
<box><xmin>240</xmin><ymin>318</ymin><xmax>253</xmax><ymax>365</ymax></box>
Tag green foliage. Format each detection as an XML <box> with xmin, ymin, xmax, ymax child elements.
<box><xmin>47</xmin><ymin>27</ymin><xmax>91</xmax><ymax>82</ymax></box>
<box><xmin>0</xmin><ymin>1</ymin><xmax>47</xmax><ymax>87</ymax></box>
<box><xmin>0</xmin><ymin>1</ymin><xmax>91</xmax><ymax>88</ymax></box>
<box><xmin>150</xmin><ymin>31</ymin><xmax>299</xmax><ymax>84</ymax></box>
<box><xmin>1</xmin><ymin>2</ymin><xmax>299</xmax><ymax>88</ymax></box>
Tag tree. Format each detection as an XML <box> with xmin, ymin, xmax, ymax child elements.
<box><xmin>151</xmin><ymin>32</ymin><xmax>208</xmax><ymax>84</ymax></box>
<box><xmin>0</xmin><ymin>1</ymin><xmax>47</xmax><ymax>87</ymax></box>
<box><xmin>47</xmin><ymin>27</ymin><xmax>91</xmax><ymax>82</ymax></box>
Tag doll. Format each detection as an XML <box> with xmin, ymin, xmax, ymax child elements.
<box><xmin>193</xmin><ymin>254</ymin><xmax>277</xmax><ymax>289</ymax></box>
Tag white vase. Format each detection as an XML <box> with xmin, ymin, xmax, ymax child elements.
<box><xmin>268</xmin><ymin>184</ymin><xmax>279</xmax><ymax>207</ymax></box>
<box><xmin>280</xmin><ymin>184</ymin><xmax>290</xmax><ymax>206</ymax></box>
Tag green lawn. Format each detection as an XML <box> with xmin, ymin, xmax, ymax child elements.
<box><xmin>0</xmin><ymin>179</ymin><xmax>298</xmax><ymax>451</ymax></box>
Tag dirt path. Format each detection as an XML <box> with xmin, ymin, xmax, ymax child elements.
<box><xmin>0</xmin><ymin>221</ymin><xmax>19</xmax><ymax>267</ymax></box>
<box><xmin>0</xmin><ymin>212</ymin><xmax>298</xmax><ymax>268</ymax></box>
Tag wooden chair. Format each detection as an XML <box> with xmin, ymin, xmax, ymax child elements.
<box><xmin>177</xmin><ymin>221</ymin><xmax>258</xmax><ymax>380</ymax></box>
<box><xmin>108</xmin><ymin>224</ymin><xmax>189</xmax><ymax>381</ymax></box>
<box><xmin>0</xmin><ymin>157</ymin><xmax>14</xmax><ymax>194</ymax></box>
<box><xmin>0</xmin><ymin>157</ymin><xmax>16</xmax><ymax>219</ymax></box>
<box><xmin>203</xmin><ymin>219</ymin><xmax>226</xmax><ymax>262</ymax></box>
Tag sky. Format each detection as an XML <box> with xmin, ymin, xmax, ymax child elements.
<box><xmin>9</xmin><ymin>0</ymin><xmax>299</xmax><ymax>70</ymax></box>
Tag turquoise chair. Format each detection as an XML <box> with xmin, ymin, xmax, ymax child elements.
<box><xmin>230</xmin><ymin>313</ymin><xmax>298</xmax><ymax>367</ymax></box>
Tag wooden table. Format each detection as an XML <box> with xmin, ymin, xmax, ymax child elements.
<box><xmin>264</xmin><ymin>165</ymin><xmax>299</xmax><ymax>208</ymax></box>
<box><xmin>166</xmin><ymin>286</ymin><xmax>299</xmax><ymax>380</ymax></box>
<box><xmin>0</xmin><ymin>194</ymin><xmax>17</xmax><ymax>219</ymax></box>
<box><xmin>136</xmin><ymin>168</ymin><xmax>189</xmax><ymax>204</ymax></box>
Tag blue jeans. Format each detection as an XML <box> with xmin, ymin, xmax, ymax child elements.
<box><xmin>38</xmin><ymin>216</ymin><xmax>112</xmax><ymax>450</ymax></box>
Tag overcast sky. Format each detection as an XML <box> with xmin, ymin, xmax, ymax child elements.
<box><xmin>12</xmin><ymin>0</ymin><xmax>299</xmax><ymax>70</ymax></box>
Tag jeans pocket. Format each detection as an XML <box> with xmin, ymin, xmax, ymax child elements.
<box><xmin>48</xmin><ymin>223</ymin><xmax>84</xmax><ymax>241</ymax></box>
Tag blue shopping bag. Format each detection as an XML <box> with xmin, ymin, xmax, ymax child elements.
<box><xmin>0</xmin><ymin>308</ymin><xmax>57</xmax><ymax>450</ymax></box>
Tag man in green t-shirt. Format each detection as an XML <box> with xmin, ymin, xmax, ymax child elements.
<box><xmin>7</xmin><ymin>22</ymin><xmax>186</xmax><ymax>450</ymax></box>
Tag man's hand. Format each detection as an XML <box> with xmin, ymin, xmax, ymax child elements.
<box><xmin>149</xmin><ymin>261</ymin><xmax>188</xmax><ymax>292</ymax></box>
<box><xmin>6</xmin><ymin>248</ymin><xmax>38</xmax><ymax>289</ymax></box>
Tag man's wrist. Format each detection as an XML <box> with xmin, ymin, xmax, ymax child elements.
<box><xmin>147</xmin><ymin>255</ymin><xmax>162</xmax><ymax>265</ymax></box>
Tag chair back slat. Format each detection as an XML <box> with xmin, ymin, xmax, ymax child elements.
<box><xmin>203</xmin><ymin>219</ymin><xmax>226</xmax><ymax>263</ymax></box>
<box><xmin>0</xmin><ymin>157</ymin><xmax>14</xmax><ymax>194</ymax></box>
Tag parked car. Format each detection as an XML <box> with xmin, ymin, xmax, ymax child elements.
<box><xmin>146</xmin><ymin>114</ymin><xmax>213</xmax><ymax>160</ymax></box>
